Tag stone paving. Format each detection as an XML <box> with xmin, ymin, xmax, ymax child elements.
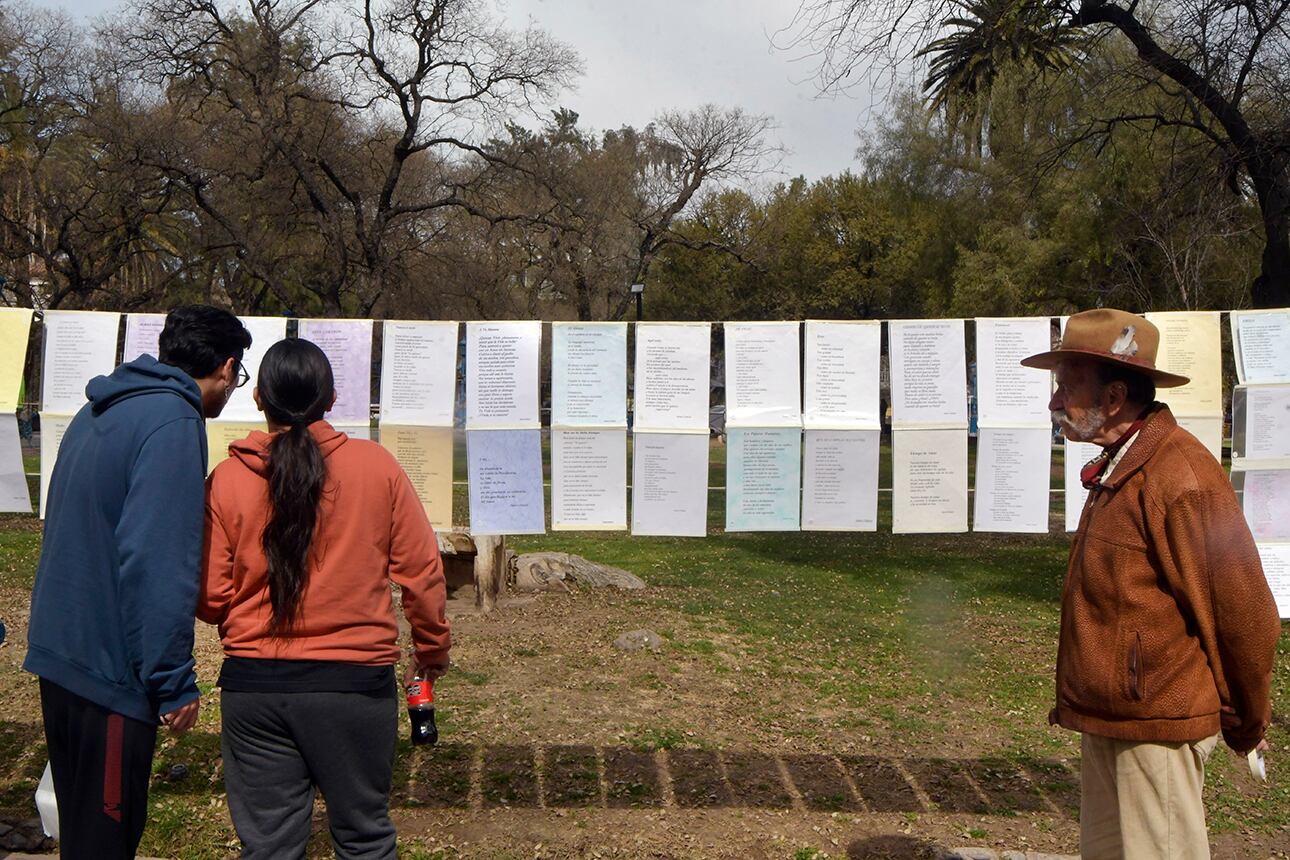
<box><xmin>940</xmin><ymin>850</ymin><xmax>1079</xmax><ymax>860</ymax></box>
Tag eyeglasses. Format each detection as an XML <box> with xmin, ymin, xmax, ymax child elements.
<box><xmin>234</xmin><ymin>362</ymin><xmax>250</xmax><ymax>389</ymax></box>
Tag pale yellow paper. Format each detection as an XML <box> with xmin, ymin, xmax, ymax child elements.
<box><xmin>0</xmin><ymin>308</ymin><xmax>33</xmax><ymax>412</ymax></box>
<box><xmin>206</xmin><ymin>421</ymin><xmax>266</xmax><ymax>474</ymax></box>
<box><xmin>379</xmin><ymin>424</ymin><xmax>454</xmax><ymax>528</ymax></box>
<box><xmin>1146</xmin><ymin>311</ymin><xmax>1222</xmax><ymax>417</ymax></box>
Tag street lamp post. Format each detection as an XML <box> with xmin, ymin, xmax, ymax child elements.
<box><xmin>631</xmin><ymin>283</ymin><xmax>644</xmax><ymax>320</ymax></box>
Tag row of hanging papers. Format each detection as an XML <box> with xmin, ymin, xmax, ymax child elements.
<box><xmin>0</xmin><ymin>309</ymin><xmax>1285</xmax><ymax>616</ymax></box>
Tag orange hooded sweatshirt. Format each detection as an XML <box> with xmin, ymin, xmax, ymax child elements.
<box><xmin>199</xmin><ymin>421</ymin><xmax>450</xmax><ymax>669</ymax></box>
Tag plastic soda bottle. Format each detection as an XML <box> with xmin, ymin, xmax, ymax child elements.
<box><xmin>406</xmin><ymin>673</ymin><xmax>438</xmax><ymax>745</ymax></box>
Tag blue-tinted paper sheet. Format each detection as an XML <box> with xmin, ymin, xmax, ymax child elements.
<box><xmin>725</xmin><ymin>428</ymin><xmax>802</xmax><ymax>532</ymax></box>
<box><xmin>467</xmin><ymin>429</ymin><xmax>546</xmax><ymax>534</ymax></box>
<box><xmin>552</xmin><ymin>323</ymin><xmax>627</xmax><ymax>427</ymax></box>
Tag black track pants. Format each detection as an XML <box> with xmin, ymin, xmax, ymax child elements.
<box><xmin>39</xmin><ymin>678</ymin><xmax>158</xmax><ymax>860</ymax></box>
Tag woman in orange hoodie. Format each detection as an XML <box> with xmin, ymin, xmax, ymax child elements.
<box><xmin>199</xmin><ymin>338</ymin><xmax>450</xmax><ymax>859</ymax></box>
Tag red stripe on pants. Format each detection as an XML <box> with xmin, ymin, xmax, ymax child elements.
<box><xmin>103</xmin><ymin>713</ymin><xmax>123</xmax><ymax>822</ymax></box>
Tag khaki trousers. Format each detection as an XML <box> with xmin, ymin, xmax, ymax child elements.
<box><xmin>1079</xmin><ymin>732</ymin><xmax>1219</xmax><ymax>860</ymax></box>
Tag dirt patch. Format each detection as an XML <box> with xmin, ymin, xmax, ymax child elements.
<box><xmin>965</xmin><ymin>758</ymin><xmax>1051</xmax><ymax>813</ymax></box>
<box><xmin>902</xmin><ymin>758</ymin><xmax>990</xmax><ymax>814</ymax></box>
<box><xmin>603</xmin><ymin>748</ymin><xmax>662</xmax><ymax>808</ymax></box>
<box><xmin>480</xmin><ymin>744</ymin><xmax>538</xmax><ymax>808</ymax></box>
<box><xmin>544</xmin><ymin>745</ymin><xmax>600</xmax><ymax>807</ymax></box>
<box><xmin>667</xmin><ymin>748</ymin><xmax>730</xmax><ymax>808</ymax></box>
<box><xmin>723</xmin><ymin>750</ymin><xmax>793</xmax><ymax>808</ymax></box>
<box><xmin>784</xmin><ymin>753</ymin><xmax>857</xmax><ymax>812</ymax></box>
<box><xmin>402</xmin><ymin>743</ymin><xmax>473</xmax><ymax>808</ymax></box>
<box><xmin>1022</xmin><ymin>758</ymin><xmax>1081</xmax><ymax>816</ymax></box>
<box><xmin>841</xmin><ymin>756</ymin><xmax>923</xmax><ymax>813</ymax></box>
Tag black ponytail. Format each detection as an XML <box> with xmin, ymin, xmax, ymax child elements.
<box><xmin>255</xmin><ymin>339</ymin><xmax>335</xmax><ymax>637</ymax></box>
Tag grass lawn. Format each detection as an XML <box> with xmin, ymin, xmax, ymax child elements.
<box><xmin>1</xmin><ymin>437</ymin><xmax>1286</xmax><ymax>858</ymax></box>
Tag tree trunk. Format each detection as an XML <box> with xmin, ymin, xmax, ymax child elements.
<box><xmin>1252</xmin><ymin>183</ymin><xmax>1290</xmax><ymax>308</ymax></box>
<box><xmin>574</xmin><ymin>269</ymin><xmax>592</xmax><ymax>321</ymax></box>
<box><xmin>473</xmin><ymin>534</ymin><xmax>505</xmax><ymax>613</ymax></box>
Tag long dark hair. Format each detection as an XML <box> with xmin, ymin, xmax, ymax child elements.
<box><xmin>256</xmin><ymin>339</ymin><xmax>334</xmax><ymax>636</ymax></box>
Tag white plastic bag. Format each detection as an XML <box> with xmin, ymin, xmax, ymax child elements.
<box><xmin>35</xmin><ymin>761</ymin><xmax>59</xmax><ymax>839</ymax></box>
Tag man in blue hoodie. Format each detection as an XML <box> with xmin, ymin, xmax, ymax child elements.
<box><xmin>25</xmin><ymin>305</ymin><xmax>252</xmax><ymax>858</ymax></box>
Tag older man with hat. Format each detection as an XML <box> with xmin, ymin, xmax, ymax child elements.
<box><xmin>1022</xmin><ymin>308</ymin><xmax>1280</xmax><ymax>859</ymax></box>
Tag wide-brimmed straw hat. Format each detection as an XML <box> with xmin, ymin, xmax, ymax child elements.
<box><xmin>1020</xmin><ymin>308</ymin><xmax>1190</xmax><ymax>388</ymax></box>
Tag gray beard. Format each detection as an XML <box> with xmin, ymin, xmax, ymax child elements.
<box><xmin>1052</xmin><ymin>406</ymin><xmax>1106</xmax><ymax>443</ymax></box>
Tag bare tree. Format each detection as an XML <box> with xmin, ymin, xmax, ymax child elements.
<box><xmin>119</xmin><ymin>0</ymin><xmax>579</xmax><ymax>315</ymax></box>
<box><xmin>606</xmin><ymin>105</ymin><xmax>780</xmax><ymax>320</ymax></box>
<box><xmin>0</xmin><ymin>6</ymin><xmax>181</xmax><ymax>309</ymax></box>
<box><xmin>1103</xmin><ymin>160</ymin><xmax>1260</xmax><ymax>311</ymax></box>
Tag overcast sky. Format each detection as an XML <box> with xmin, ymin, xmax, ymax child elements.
<box><xmin>31</xmin><ymin>0</ymin><xmax>878</xmax><ymax>180</ymax></box>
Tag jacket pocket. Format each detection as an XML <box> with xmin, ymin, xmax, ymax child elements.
<box><xmin>1124</xmin><ymin>631</ymin><xmax>1144</xmax><ymax>702</ymax></box>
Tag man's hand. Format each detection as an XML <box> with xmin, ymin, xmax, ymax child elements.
<box><xmin>161</xmin><ymin>699</ymin><xmax>200</xmax><ymax>734</ymax></box>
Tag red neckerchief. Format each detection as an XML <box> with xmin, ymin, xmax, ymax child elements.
<box><xmin>1079</xmin><ymin>406</ymin><xmax>1154</xmax><ymax>490</ymax></box>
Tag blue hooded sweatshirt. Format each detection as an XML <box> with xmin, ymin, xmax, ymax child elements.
<box><xmin>25</xmin><ymin>356</ymin><xmax>208</xmax><ymax>723</ymax></box>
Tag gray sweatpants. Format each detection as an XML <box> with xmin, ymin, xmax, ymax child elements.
<box><xmin>220</xmin><ymin>688</ymin><xmax>398</xmax><ymax>860</ymax></box>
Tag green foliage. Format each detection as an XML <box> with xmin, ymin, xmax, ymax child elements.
<box><xmin>650</xmin><ymin>71</ymin><xmax>1261</xmax><ymax>320</ymax></box>
<box><xmin>0</xmin><ymin>1</ymin><xmax>1266</xmax><ymax>319</ymax></box>
<box><xmin>920</xmin><ymin>0</ymin><xmax>1080</xmax><ymax>112</ymax></box>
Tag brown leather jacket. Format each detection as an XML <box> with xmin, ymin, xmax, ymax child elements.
<box><xmin>1052</xmin><ymin>405</ymin><xmax>1281</xmax><ymax>752</ymax></box>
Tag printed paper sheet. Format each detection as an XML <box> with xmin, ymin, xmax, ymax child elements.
<box><xmin>379</xmin><ymin>321</ymin><xmax>459</xmax><ymax>427</ymax></box>
<box><xmin>1064</xmin><ymin>439</ymin><xmax>1101</xmax><ymax>532</ymax></box>
<box><xmin>1233</xmin><ymin>385</ymin><xmax>1290</xmax><ymax>464</ymax></box>
<box><xmin>0</xmin><ymin>308</ymin><xmax>33</xmax><ymax>412</ymax></box>
<box><xmin>1231</xmin><ymin>310</ymin><xmax>1290</xmax><ymax>385</ymax></box>
<box><xmin>975</xmin><ymin>317</ymin><xmax>1052</xmax><ymax>427</ymax></box>
<box><xmin>633</xmin><ymin>323</ymin><xmax>711</xmax><ymax>433</ymax></box>
<box><xmin>297</xmin><ymin>318</ymin><xmax>374</xmax><ymax>425</ymax></box>
<box><xmin>1146</xmin><ymin>311</ymin><xmax>1222</xmax><ymax>416</ymax></box>
<box><xmin>1256</xmin><ymin>543</ymin><xmax>1290</xmax><ymax>619</ymax></box>
<box><xmin>724</xmin><ymin>322</ymin><xmax>801</xmax><ymax>428</ymax></box>
<box><xmin>466</xmin><ymin>322</ymin><xmax>541</xmax><ymax>429</ymax></box>
<box><xmin>892</xmin><ymin>428</ymin><xmax>968</xmax><ymax>533</ymax></box>
<box><xmin>220</xmin><ymin>316</ymin><xmax>289</xmax><ymax>423</ymax></box>
<box><xmin>631</xmin><ymin>432</ymin><xmax>709</xmax><ymax>536</ymax></box>
<box><xmin>552</xmin><ymin>323</ymin><xmax>627</xmax><ymax>428</ymax></box>
<box><xmin>803</xmin><ymin>320</ymin><xmax>881</xmax><ymax>429</ymax></box>
<box><xmin>38</xmin><ymin>413</ymin><xmax>73</xmax><ymax>518</ymax></box>
<box><xmin>889</xmin><ymin>319</ymin><xmax>967</xmax><ymax>427</ymax></box>
<box><xmin>973</xmin><ymin>427</ymin><xmax>1051</xmax><ymax>533</ymax></box>
<box><xmin>122</xmin><ymin>313</ymin><xmax>167</xmax><ymax>363</ymax></box>
<box><xmin>1174</xmin><ymin>414</ymin><xmax>1223</xmax><ymax>463</ymax></box>
<box><xmin>334</xmin><ymin>423</ymin><xmax>371</xmax><ymax>441</ymax></box>
<box><xmin>41</xmin><ymin>311</ymin><xmax>120</xmax><ymax>414</ymax></box>
<box><xmin>0</xmin><ymin>414</ymin><xmax>30</xmax><ymax>512</ymax></box>
<box><xmin>1240</xmin><ymin>470</ymin><xmax>1290</xmax><ymax>542</ymax></box>
<box><xmin>801</xmin><ymin>429</ymin><xmax>880</xmax><ymax>531</ymax></box>
<box><xmin>380</xmin><ymin>424</ymin><xmax>454</xmax><ymax>528</ymax></box>
<box><xmin>725</xmin><ymin>428</ymin><xmax>801</xmax><ymax>531</ymax></box>
<box><xmin>466</xmin><ymin>428</ymin><xmax>545</xmax><ymax>534</ymax></box>
<box><xmin>551</xmin><ymin>428</ymin><xmax>627</xmax><ymax>530</ymax></box>
<box><xmin>206</xmin><ymin>421</ymin><xmax>266</xmax><ymax>474</ymax></box>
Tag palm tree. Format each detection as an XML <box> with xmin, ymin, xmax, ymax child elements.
<box><xmin>918</xmin><ymin>0</ymin><xmax>1081</xmax><ymax>153</ymax></box>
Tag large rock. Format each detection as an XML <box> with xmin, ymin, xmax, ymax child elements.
<box><xmin>511</xmin><ymin>552</ymin><xmax>646</xmax><ymax>593</ymax></box>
